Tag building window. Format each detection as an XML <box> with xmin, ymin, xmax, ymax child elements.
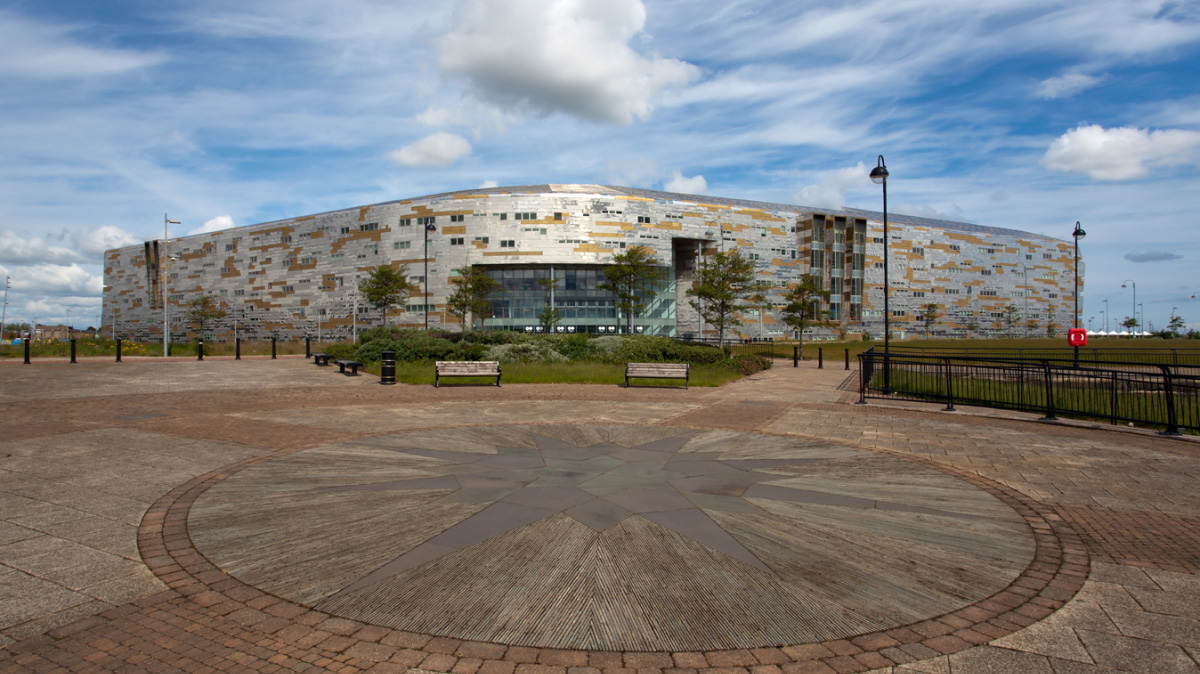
<box><xmin>498</xmin><ymin>213</ymin><xmax>507</xmax><ymax>220</ymax></box>
<box><xmin>500</xmin><ymin>240</ymin><xmax>516</xmax><ymax>248</ymax></box>
<box><xmin>450</xmin><ymin>237</ymin><xmax>465</xmax><ymax>245</ymax></box>
<box><xmin>399</xmin><ymin>218</ymin><xmax>412</xmax><ymax>227</ymax></box>
<box><xmin>340</xmin><ymin>226</ymin><xmax>350</xmax><ymax>234</ymax></box>
<box><xmin>450</xmin><ymin>214</ymin><xmax>465</xmax><ymax>223</ymax></box>
<box><xmin>394</xmin><ymin>241</ymin><xmax>411</xmax><ymax>250</ymax></box>
<box><xmin>475</xmin><ymin>236</ymin><xmax>489</xmax><ymax>244</ymax></box>
<box><xmin>637</xmin><ymin>216</ymin><xmax>651</xmax><ymax>224</ymax></box>
<box><xmin>554</xmin><ymin>212</ymin><xmax>564</xmax><ymax>221</ymax></box>
<box><xmin>515</xmin><ymin>212</ymin><xmax>536</xmax><ymax>221</ymax></box>
<box><xmin>360</xmin><ymin>222</ymin><xmax>379</xmax><ymax>232</ymax></box>
<box><xmin>417</xmin><ymin>216</ymin><xmax>435</xmax><ymax>226</ymax></box>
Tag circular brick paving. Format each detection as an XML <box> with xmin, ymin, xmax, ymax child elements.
<box><xmin>136</xmin><ymin>423</ymin><xmax>1089</xmax><ymax>671</ymax></box>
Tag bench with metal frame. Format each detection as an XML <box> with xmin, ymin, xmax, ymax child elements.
<box><xmin>313</xmin><ymin>352</ymin><xmax>332</xmax><ymax>366</ymax></box>
<box><xmin>335</xmin><ymin>359</ymin><xmax>363</xmax><ymax>376</ymax></box>
<box><xmin>625</xmin><ymin>362</ymin><xmax>689</xmax><ymax>388</ymax></box>
<box><xmin>435</xmin><ymin>360</ymin><xmax>501</xmax><ymax>387</ymax></box>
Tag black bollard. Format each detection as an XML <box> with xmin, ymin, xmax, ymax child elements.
<box><xmin>271</xmin><ymin>336</ymin><xmax>277</xmax><ymax>359</ymax></box>
<box><xmin>818</xmin><ymin>347</ymin><xmax>823</xmax><ymax>369</ymax></box>
<box><xmin>116</xmin><ymin>339</ymin><xmax>122</xmax><ymax>363</ymax></box>
<box><xmin>24</xmin><ymin>338</ymin><xmax>30</xmax><ymax>364</ymax></box>
<box><xmin>305</xmin><ymin>336</ymin><xmax>311</xmax><ymax>358</ymax></box>
<box><xmin>70</xmin><ymin>338</ymin><xmax>77</xmax><ymax>364</ymax></box>
<box><xmin>793</xmin><ymin>345</ymin><xmax>799</xmax><ymax>368</ymax></box>
<box><xmin>198</xmin><ymin>339</ymin><xmax>204</xmax><ymax>361</ymax></box>
<box><xmin>380</xmin><ymin>350</ymin><xmax>396</xmax><ymax>385</ymax></box>
<box><xmin>235</xmin><ymin>338</ymin><xmax>241</xmax><ymax>360</ymax></box>
<box><xmin>844</xmin><ymin>348</ymin><xmax>850</xmax><ymax>371</ymax></box>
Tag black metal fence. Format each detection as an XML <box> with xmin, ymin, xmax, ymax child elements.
<box><xmin>858</xmin><ymin>348</ymin><xmax>1200</xmax><ymax>434</ymax></box>
<box><xmin>882</xmin><ymin>345</ymin><xmax>1200</xmax><ymax>366</ymax></box>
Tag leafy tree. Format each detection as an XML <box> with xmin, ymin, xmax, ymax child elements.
<box><xmin>1167</xmin><ymin>314</ymin><xmax>1185</xmax><ymax>337</ymax></box>
<box><xmin>597</xmin><ymin>247</ymin><xmax>667</xmax><ymax>334</ymax></box>
<box><xmin>686</xmin><ymin>249</ymin><xmax>757</xmax><ymax>349</ymax></box>
<box><xmin>1046</xmin><ymin>322</ymin><xmax>1058</xmax><ymax>338</ymax></box>
<box><xmin>918</xmin><ymin>303</ymin><xmax>940</xmax><ymax>336</ymax></box>
<box><xmin>187</xmin><ymin>294</ymin><xmax>227</xmax><ymax>337</ymax></box>
<box><xmin>358</xmin><ymin>265</ymin><xmax>415</xmax><ymax>328</ymax></box>
<box><xmin>778</xmin><ymin>275</ymin><xmax>829</xmax><ymax>357</ymax></box>
<box><xmin>1121</xmin><ymin>316</ymin><xmax>1139</xmax><ymax>331</ymax></box>
<box><xmin>965</xmin><ymin>318</ymin><xmax>980</xmax><ymax>338</ymax></box>
<box><xmin>536</xmin><ymin>277</ymin><xmax>564</xmax><ymax>332</ymax></box>
<box><xmin>1026</xmin><ymin>319</ymin><xmax>1040</xmax><ymax>336</ymax></box>
<box><xmin>1003</xmin><ymin>304</ymin><xmax>1021</xmax><ymax>337</ymax></box>
<box><xmin>446</xmin><ymin>265</ymin><xmax>501</xmax><ymax>331</ymax></box>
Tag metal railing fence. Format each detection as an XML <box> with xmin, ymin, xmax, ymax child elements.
<box><xmin>881</xmin><ymin>345</ymin><xmax>1200</xmax><ymax>366</ymax></box>
<box><xmin>858</xmin><ymin>348</ymin><xmax>1199</xmax><ymax>434</ymax></box>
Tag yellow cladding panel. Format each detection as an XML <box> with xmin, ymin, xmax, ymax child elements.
<box><xmin>295</xmin><ymin>215</ymin><xmax>315</xmax><ymax>222</ymax></box>
<box><xmin>589</xmin><ymin>232</ymin><xmax>625</xmax><ymax>238</ymax></box>
<box><xmin>572</xmin><ymin>244</ymin><xmax>606</xmax><ymax>254</ymax></box>
<box><xmin>946</xmin><ymin>232</ymin><xmax>983</xmax><ymax>243</ymax></box>
<box><xmin>358</xmin><ymin>206</ymin><xmax>370</xmax><ymax>222</ymax></box>
<box><xmin>471</xmin><ymin>241</ymin><xmax>487</xmax><ymax>249</ymax></box>
<box><xmin>311</xmin><ymin>230</ymin><xmax>324</xmax><ymax>239</ymax></box>
<box><xmin>452</xmin><ymin>193</ymin><xmax>488</xmax><ymax>200</ymax></box>
<box><xmin>644</xmin><ymin>221</ymin><xmax>682</xmax><ymax>231</ymax></box>
<box><xmin>681</xmin><ymin>211</ymin><xmax>705</xmax><ymax>219</ymax></box>
<box><xmin>482</xmin><ymin>251</ymin><xmax>545</xmax><ymax>257</ymax></box>
<box><xmin>594</xmin><ymin>221</ymin><xmax>634</xmax><ymax>230</ymax></box>
<box><xmin>392</xmin><ymin>258</ymin><xmax>428</xmax><ymax>265</ymax></box>
<box><xmin>615</xmin><ymin>196</ymin><xmax>654</xmax><ymax>203</ymax></box>
<box><xmin>442</xmin><ymin>226</ymin><xmax>467</xmax><ymax>234</ymax></box>
<box><xmin>772</xmin><ymin>258</ymin><xmax>799</xmax><ymax>267</ymax></box>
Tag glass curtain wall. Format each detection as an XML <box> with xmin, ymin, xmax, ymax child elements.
<box><xmin>481</xmin><ymin>265</ymin><xmax>675</xmax><ymax>335</ymax></box>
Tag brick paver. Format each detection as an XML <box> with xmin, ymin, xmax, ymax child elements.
<box><xmin>2</xmin><ymin>358</ymin><xmax>1199</xmax><ymax>672</ymax></box>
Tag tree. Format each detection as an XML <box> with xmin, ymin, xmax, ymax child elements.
<box><xmin>686</xmin><ymin>249</ymin><xmax>757</xmax><ymax>349</ymax></box>
<box><xmin>778</xmin><ymin>275</ymin><xmax>829</xmax><ymax>357</ymax></box>
<box><xmin>1121</xmin><ymin>316</ymin><xmax>1139</xmax><ymax>331</ymax></box>
<box><xmin>1026</xmin><ymin>319</ymin><xmax>1041</xmax><ymax>337</ymax></box>
<box><xmin>966</xmin><ymin>317</ymin><xmax>980</xmax><ymax>338</ymax></box>
<box><xmin>358</xmin><ymin>265</ymin><xmax>415</xmax><ymax>328</ymax></box>
<box><xmin>1003</xmin><ymin>304</ymin><xmax>1021</xmax><ymax>337</ymax></box>
<box><xmin>1046</xmin><ymin>322</ymin><xmax>1058</xmax><ymax>338</ymax></box>
<box><xmin>596</xmin><ymin>247</ymin><xmax>667</xmax><ymax>334</ymax></box>
<box><xmin>187</xmin><ymin>295</ymin><xmax>227</xmax><ymax>337</ymax></box>
<box><xmin>446</xmin><ymin>265</ymin><xmax>501</xmax><ymax>331</ymax></box>
<box><xmin>536</xmin><ymin>277</ymin><xmax>563</xmax><ymax>332</ymax></box>
<box><xmin>918</xmin><ymin>303</ymin><xmax>940</xmax><ymax>337</ymax></box>
<box><xmin>1167</xmin><ymin>314</ymin><xmax>1186</xmax><ymax>337</ymax></box>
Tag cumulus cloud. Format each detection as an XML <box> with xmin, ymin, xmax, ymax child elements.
<box><xmin>794</xmin><ymin>163</ymin><xmax>868</xmax><ymax>209</ymax></box>
<box><xmin>0</xmin><ymin>231</ymin><xmax>86</xmax><ymax>265</ymax></box>
<box><xmin>663</xmin><ymin>171</ymin><xmax>707</xmax><ymax>195</ymax></box>
<box><xmin>479</xmin><ymin>179</ymin><xmax>500</xmax><ymax>188</ymax></box>
<box><xmin>71</xmin><ymin>224</ymin><xmax>141</xmax><ymax>256</ymax></box>
<box><xmin>389</xmin><ymin>132</ymin><xmax>473</xmax><ymax>169</ymax></box>
<box><xmin>1043</xmin><ymin>124</ymin><xmax>1200</xmax><ymax>180</ymax></box>
<box><xmin>437</xmin><ymin>0</ymin><xmax>699</xmax><ymax>125</ymax></box>
<box><xmin>1035</xmin><ymin>73</ymin><xmax>1103</xmax><ymax>99</ymax></box>
<box><xmin>10</xmin><ymin>263</ymin><xmax>102</xmax><ymax>296</ymax></box>
<box><xmin>1125</xmin><ymin>251</ymin><xmax>1182</xmax><ymax>263</ymax></box>
<box><xmin>191</xmin><ymin>215</ymin><xmax>237</xmax><ymax>235</ymax></box>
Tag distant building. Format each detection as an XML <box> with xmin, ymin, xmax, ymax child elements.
<box><xmin>102</xmin><ymin>184</ymin><xmax>1082</xmax><ymax>342</ymax></box>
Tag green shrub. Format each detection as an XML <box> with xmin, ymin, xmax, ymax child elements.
<box><xmin>322</xmin><ymin>342</ymin><xmax>357</xmax><ymax>359</ymax></box>
<box><xmin>484</xmin><ymin>341</ymin><xmax>568</xmax><ymax>362</ymax></box>
<box><xmin>728</xmin><ymin>354</ymin><xmax>772</xmax><ymax>375</ymax></box>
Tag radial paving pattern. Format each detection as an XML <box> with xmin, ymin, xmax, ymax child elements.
<box><xmin>189</xmin><ymin>424</ymin><xmax>1036</xmax><ymax>651</ymax></box>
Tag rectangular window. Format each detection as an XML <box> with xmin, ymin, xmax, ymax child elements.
<box><xmin>340</xmin><ymin>226</ymin><xmax>350</xmax><ymax>234</ymax></box>
<box><xmin>515</xmin><ymin>212</ymin><xmax>536</xmax><ymax>221</ymax></box>
<box><xmin>417</xmin><ymin>216</ymin><xmax>435</xmax><ymax>226</ymax></box>
<box><xmin>498</xmin><ymin>213</ymin><xmax>507</xmax><ymax>220</ymax></box>
<box><xmin>359</xmin><ymin>222</ymin><xmax>379</xmax><ymax>232</ymax></box>
<box><xmin>475</xmin><ymin>236</ymin><xmax>489</xmax><ymax>244</ymax></box>
<box><xmin>450</xmin><ymin>214</ymin><xmax>465</xmax><ymax>222</ymax></box>
<box><xmin>450</xmin><ymin>237</ymin><xmax>465</xmax><ymax>245</ymax></box>
<box><xmin>637</xmin><ymin>216</ymin><xmax>651</xmax><ymax>224</ymax></box>
<box><xmin>399</xmin><ymin>218</ymin><xmax>412</xmax><ymax>227</ymax></box>
<box><xmin>500</xmin><ymin>240</ymin><xmax>516</xmax><ymax>248</ymax></box>
<box><xmin>394</xmin><ymin>241</ymin><xmax>411</xmax><ymax>250</ymax></box>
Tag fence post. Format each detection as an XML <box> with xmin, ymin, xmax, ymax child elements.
<box><xmin>1110</xmin><ymin>372</ymin><xmax>1118</xmax><ymax>425</ymax></box>
<box><xmin>115</xmin><ymin>339</ymin><xmax>122</xmax><ymax>363</ymax></box>
<box><xmin>942</xmin><ymin>357</ymin><xmax>955</xmax><ymax>411</ymax></box>
<box><xmin>793</xmin><ymin>345</ymin><xmax>799</xmax><ymax>368</ymax></box>
<box><xmin>1159</xmin><ymin>365</ymin><xmax>1180</xmax><ymax>435</ymax></box>
<box><xmin>271</xmin><ymin>336</ymin><xmax>277</xmax><ymax>359</ymax></box>
<box><xmin>23</xmin><ymin>338</ymin><xmax>30</xmax><ymax>364</ymax></box>
<box><xmin>235</xmin><ymin>338</ymin><xmax>241</xmax><ymax>360</ymax></box>
<box><xmin>305</xmin><ymin>336</ymin><xmax>311</xmax><ymax>358</ymax></box>
<box><xmin>70</xmin><ymin>338</ymin><xmax>77</xmax><ymax>364</ymax></box>
<box><xmin>1041</xmin><ymin>360</ymin><xmax>1057</xmax><ymax>420</ymax></box>
<box><xmin>844</xmin><ymin>349</ymin><xmax>850</xmax><ymax>371</ymax></box>
<box><xmin>856</xmin><ymin>352</ymin><xmax>869</xmax><ymax>404</ymax></box>
<box><xmin>818</xmin><ymin>347</ymin><xmax>823</xmax><ymax>369</ymax></box>
<box><xmin>197</xmin><ymin>339</ymin><xmax>204</xmax><ymax>361</ymax></box>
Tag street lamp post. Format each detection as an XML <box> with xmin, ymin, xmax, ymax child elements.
<box><xmin>1071</xmin><ymin>221</ymin><xmax>1085</xmax><ymax>360</ymax></box>
<box><xmin>163</xmin><ymin>214</ymin><xmax>180</xmax><ymax>357</ymax></box>
<box><xmin>1102</xmin><ymin>298</ymin><xmax>1109</xmax><ymax>332</ymax></box>
<box><xmin>424</xmin><ymin>223</ymin><xmax>437</xmax><ymax>329</ymax></box>
<box><xmin>1121</xmin><ymin>279</ymin><xmax>1136</xmax><ymax>334</ymax></box>
<box><xmin>1021</xmin><ymin>264</ymin><xmax>1030</xmax><ymax>338</ymax></box>
<box><xmin>1</xmin><ymin>274</ymin><xmax>10</xmax><ymax>343</ymax></box>
<box><xmin>870</xmin><ymin>155</ymin><xmax>890</xmax><ymax>392</ymax></box>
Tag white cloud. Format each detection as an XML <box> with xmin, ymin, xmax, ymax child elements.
<box><xmin>479</xmin><ymin>179</ymin><xmax>499</xmax><ymax>188</ymax></box>
<box><xmin>1125</xmin><ymin>251</ymin><xmax>1182</xmax><ymax>262</ymax></box>
<box><xmin>191</xmin><ymin>216</ymin><xmax>237</xmax><ymax>235</ymax></box>
<box><xmin>794</xmin><ymin>163</ymin><xmax>868</xmax><ymax>209</ymax></box>
<box><xmin>1035</xmin><ymin>73</ymin><xmax>1103</xmax><ymax>99</ymax></box>
<box><xmin>437</xmin><ymin>0</ymin><xmax>699</xmax><ymax>125</ymax></box>
<box><xmin>0</xmin><ymin>231</ymin><xmax>86</xmax><ymax>265</ymax></box>
<box><xmin>9</xmin><ymin>264</ymin><xmax>102</xmax><ymax>296</ymax></box>
<box><xmin>663</xmin><ymin>171</ymin><xmax>707</xmax><ymax>195</ymax></box>
<box><xmin>0</xmin><ymin>9</ymin><xmax>166</xmax><ymax>79</ymax></box>
<box><xmin>71</xmin><ymin>224</ymin><xmax>141</xmax><ymax>256</ymax></box>
<box><xmin>389</xmin><ymin>133</ymin><xmax>473</xmax><ymax>169</ymax></box>
<box><xmin>1043</xmin><ymin>124</ymin><xmax>1200</xmax><ymax>181</ymax></box>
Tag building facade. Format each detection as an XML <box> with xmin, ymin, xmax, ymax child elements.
<box><xmin>102</xmin><ymin>184</ymin><xmax>1083</xmax><ymax>342</ymax></box>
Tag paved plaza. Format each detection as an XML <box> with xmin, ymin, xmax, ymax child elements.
<box><xmin>1</xmin><ymin>356</ymin><xmax>1198</xmax><ymax>673</ymax></box>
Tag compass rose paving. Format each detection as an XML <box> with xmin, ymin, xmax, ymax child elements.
<box><xmin>188</xmin><ymin>424</ymin><xmax>1035</xmax><ymax>652</ymax></box>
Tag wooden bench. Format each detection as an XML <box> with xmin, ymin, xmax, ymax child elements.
<box><xmin>335</xmin><ymin>359</ymin><xmax>363</xmax><ymax>376</ymax></box>
<box><xmin>435</xmin><ymin>361</ymin><xmax>501</xmax><ymax>388</ymax></box>
<box><xmin>625</xmin><ymin>362</ymin><xmax>690</xmax><ymax>388</ymax></box>
<box><xmin>312</xmin><ymin>352</ymin><xmax>331</xmax><ymax>366</ymax></box>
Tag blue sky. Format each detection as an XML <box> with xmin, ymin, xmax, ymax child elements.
<box><xmin>1</xmin><ymin>0</ymin><xmax>1198</xmax><ymax>333</ymax></box>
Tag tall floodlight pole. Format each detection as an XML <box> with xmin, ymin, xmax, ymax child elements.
<box><xmin>1</xmin><ymin>275</ymin><xmax>10</xmax><ymax>343</ymax></box>
<box><xmin>870</xmin><ymin>155</ymin><xmax>890</xmax><ymax>392</ymax></box>
<box><xmin>163</xmin><ymin>214</ymin><xmax>180</xmax><ymax>357</ymax></box>
<box><xmin>1121</xmin><ymin>279</ymin><xmax>1136</xmax><ymax>333</ymax></box>
<box><xmin>424</xmin><ymin>223</ymin><xmax>437</xmax><ymax>329</ymax></box>
<box><xmin>1071</xmin><ymin>222</ymin><xmax>1086</xmax><ymax>362</ymax></box>
<box><xmin>352</xmin><ymin>274</ymin><xmax>359</xmax><ymax>342</ymax></box>
<box><xmin>1021</xmin><ymin>264</ymin><xmax>1030</xmax><ymax>338</ymax></box>
<box><xmin>1102</xmin><ymin>298</ymin><xmax>1109</xmax><ymax>332</ymax></box>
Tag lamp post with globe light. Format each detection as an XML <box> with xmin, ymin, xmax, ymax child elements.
<box><xmin>869</xmin><ymin>155</ymin><xmax>890</xmax><ymax>393</ymax></box>
<box><xmin>1121</xmin><ymin>279</ymin><xmax>1136</xmax><ymax>335</ymax></box>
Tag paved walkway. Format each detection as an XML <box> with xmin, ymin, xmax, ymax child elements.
<box><xmin>0</xmin><ymin>357</ymin><xmax>1198</xmax><ymax>673</ymax></box>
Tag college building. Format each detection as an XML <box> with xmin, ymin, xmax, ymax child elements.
<box><xmin>102</xmin><ymin>184</ymin><xmax>1083</xmax><ymax>342</ymax></box>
